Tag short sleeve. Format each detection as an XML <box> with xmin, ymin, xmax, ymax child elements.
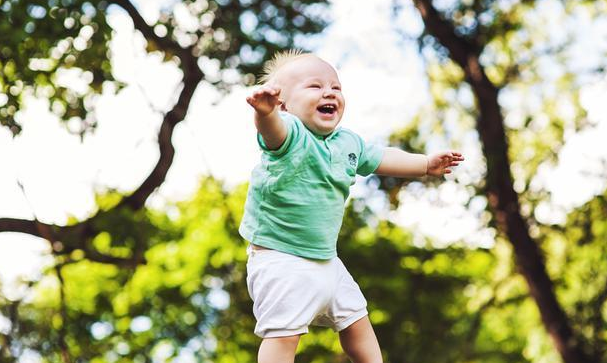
<box><xmin>356</xmin><ymin>138</ymin><xmax>384</xmax><ymax>176</ymax></box>
<box><xmin>256</xmin><ymin>112</ymin><xmax>299</xmax><ymax>157</ymax></box>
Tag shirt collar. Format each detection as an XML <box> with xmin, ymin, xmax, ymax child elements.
<box><xmin>281</xmin><ymin>111</ymin><xmax>340</xmax><ymax>140</ymax></box>
<box><xmin>308</xmin><ymin>125</ymin><xmax>340</xmax><ymax>140</ymax></box>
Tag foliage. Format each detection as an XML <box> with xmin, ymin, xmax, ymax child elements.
<box><xmin>0</xmin><ymin>0</ymin><xmax>113</xmax><ymax>135</ymax></box>
<box><xmin>214</xmin><ymin>193</ymin><xmax>539</xmax><ymax>363</ymax></box>
<box><xmin>544</xmin><ymin>195</ymin><xmax>607</xmax><ymax>362</ymax></box>
<box><xmin>0</xmin><ymin>179</ymin><xmax>245</xmax><ymax>362</ymax></box>
<box><xmin>0</xmin><ymin>0</ymin><xmax>328</xmax><ymax>136</ymax></box>
<box><xmin>1</xmin><ymin>185</ymin><xmax>606</xmax><ymax>362</ymax></box>
<box><xmin>0</xmin><ymin>178</ymin><xmax>535</xmax><ymax>362</ymax></box>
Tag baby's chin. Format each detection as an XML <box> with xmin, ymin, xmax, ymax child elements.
<box><xmin>316</xmin><ymin>124</ymin><xmax>339</xmax><ymax>135</ymax></box>
<box><xmin>304</xmin><ymin>119</ymin><xmax>341</xmax><ymax>136</ymax></box>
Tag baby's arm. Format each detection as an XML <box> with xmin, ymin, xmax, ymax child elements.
<box><xmin>246</xmin><ymin>86</ymin><xmax>287</xmax><ymax>150</ymax></box>
<box><xmin>375</xmin><ymin>147</ymin><xmax>464</xmax><ymax>178</ymax></box>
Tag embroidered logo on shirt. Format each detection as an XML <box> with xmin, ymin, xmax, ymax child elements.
<box><xmin>348</xmin><ymin>153</ymin><xmax>357</xmax><ymax>167</ymax></box>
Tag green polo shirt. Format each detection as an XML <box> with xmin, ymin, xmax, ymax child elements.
<box><xmin>239</xmin><ymin>112</ymin><xmax>384</xmax><ymax>260</ymax></box>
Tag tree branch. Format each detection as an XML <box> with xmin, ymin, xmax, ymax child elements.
<box><xmin>109</xmin><ymin>0</ymin><xmax>204</xmax><ymax>211</ymax></box>
<box><xmin>0</xmin><ymin>0</ymin><xmax>203</xmax><ymax>268</ymax></box>
<box><xmin>7</xmin><ymin>300</ymin><xmax>20</xmax><ymax>358</ymax></box>
<box><xmin>0</xmin><ymin>218</ymin><xmax>46</xmax><ymax>238</ymax></box>
<box><xmin>54</xmin><ymin>265</ymin><xmax>72</xmax><ymax>363</ymax></box>
<box><xmin>119</xmin><ymin>52</ymin><xmax>202</xmax><ymax>210</ymax></box>
<box><xmin>107</xmin><ymin>0</ymin><xmax>184</xmax><ymax>57</ymax></box>
<box><xmin>590</xmin><ymin>278</ymin><xmax>607</xmax><ymax>360</ymax></box>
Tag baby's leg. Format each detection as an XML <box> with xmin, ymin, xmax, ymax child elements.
<box><xmin>258</xmin><ymin>335</ymin><xmax>301</xmax><ymax>363</ymax></box>
<box><xmin>338</xmin><ymin>316</ymin><xmax>382</xmax><ymax>363</ymax></box>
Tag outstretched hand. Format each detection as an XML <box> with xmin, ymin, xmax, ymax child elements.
<box><xmin>427</xmin><ymin>151</ymin><xmax>464</xmax><ymax>176</ymax></box>
<box><xmin>246</xmin><ymin>86</ymin><xmax>283</xmax><ymax>116</ymax></box>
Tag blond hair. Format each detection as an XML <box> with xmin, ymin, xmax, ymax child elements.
<box><xmin>259</xmin><ymin>49</ymin><xmax>311</xmax><ymax>84</ymax></box>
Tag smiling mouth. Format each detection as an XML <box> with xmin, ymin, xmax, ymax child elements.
<box><xmin>317</xmin><ymin>104</ymin><xmax>337</xmax><ymax>115</ymax></box>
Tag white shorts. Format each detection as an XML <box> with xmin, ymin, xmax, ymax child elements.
<box><xmin>246</xmin><ymin>245</ymin><xmax>368</xmax><ymax>338</ymax></box>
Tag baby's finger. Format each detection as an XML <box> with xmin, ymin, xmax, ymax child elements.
<box><xmin>257</xmin><ymin>86</ymin><xmax>280</xmax><ymax>97</ymax></box>
<box><xmin>267</xmin><ymin>87</ymin><xmax>281</xmax><ymax>96</ymax></box>
<box><xmin>250</xmin><ymin>90</ymin><xmax>264</xmax><ymax>100</ymax></box>
<box><xmin>252</xmin><ymin>87</ymin><xmax>279</xmax><ymax>101</ymax></box>
<box><xmin>451</xmin><ymin>152</ymin><xmax>464</xmax><ymax>161</ymax></box>
<box><xmin>445</xmin><ymin>157</ymin><xmax>463</xmax><ymax>164</ymax></box>
<box><xmin>442</xmin><ymin>155</ymin><xmax>456</xmax><ymax>164</ymax></box>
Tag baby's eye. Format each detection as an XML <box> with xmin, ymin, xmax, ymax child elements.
<box><xmin>332</xmin><ymin>86</ymin><xmax>341</xmax><ymax>91</ymax></box>
<box><xmin>308</xmin><ymin>84</ymin><xmax>321</xmax><ymax>89</ymax></box>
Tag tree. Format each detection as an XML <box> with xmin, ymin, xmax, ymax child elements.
<box><xmin>385</xmin><ymin>0</ymin><xmax>607</xmax><ymax>362</ymax></box>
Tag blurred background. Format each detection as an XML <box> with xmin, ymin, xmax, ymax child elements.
<box><xmin>0</xmin><ymin>0</ymin><xmax>606</xmax><ymax>362</ymax></box>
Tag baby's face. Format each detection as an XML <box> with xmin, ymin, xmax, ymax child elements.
<box><xmin>274</xmin><ymin>56</ymin><xmax>345</xmax><ymax>136</ymax></box>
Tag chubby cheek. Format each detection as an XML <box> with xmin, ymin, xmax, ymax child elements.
<box><xmin>305</xmin><ymin>100</ymin><xmax>320</xmax><ymax>117</ymax></box>
<box><xmin>336</xmin><ymin>92</ymin><xmax>345</xmax><ymax>108</ymax></box>
<box><xmin>336</xmin><ymin>97</ymin><xmax>345</xmax><ymax>118</ymax></box>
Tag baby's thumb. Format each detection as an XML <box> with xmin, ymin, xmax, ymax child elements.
<box><xmin>246</xmin><ymin>96</ymin><xmax>260</xmax><ymax>109</ymax></box>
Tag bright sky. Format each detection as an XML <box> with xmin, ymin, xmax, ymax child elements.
<box><xmin>1</xmin><ymin>0</ymin><xmax>607</xmax><ymax>300</ymax></box>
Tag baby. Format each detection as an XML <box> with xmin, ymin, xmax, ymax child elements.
<box><xmin>240</xmin><ymin>50</ymin><xmax>463</xmax><ymax>363</ymax></box>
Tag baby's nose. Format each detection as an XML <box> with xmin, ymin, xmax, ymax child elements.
<box><xmin>323</xmin><ymin>89</ymin><xmax>337</xmax><ymax>98</ymax></box>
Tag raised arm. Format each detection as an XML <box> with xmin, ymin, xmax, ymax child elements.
<box><xmin>246</xmin><ymin>85</ymin><xmax>287</xmax><ymax>150</ymax></box>
<box><xmin>375</xmin><ymin>147</ymin><xmax>464</xmax><ymax>178</ymax></box>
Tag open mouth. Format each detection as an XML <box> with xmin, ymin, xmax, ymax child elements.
<box><xmin>317</xmin><ymin>104</ymin><xmax>337</xmax><ymax>115</ymax></box>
